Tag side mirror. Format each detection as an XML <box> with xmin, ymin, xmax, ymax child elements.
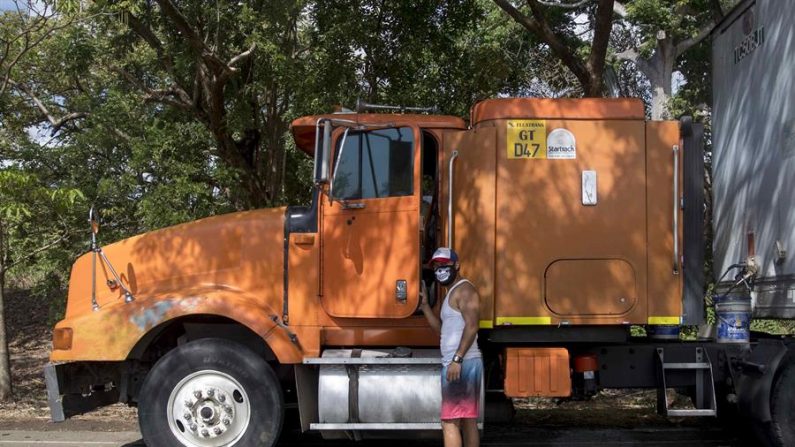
<box><xmin>313</xmin><ymin>120</ymin><xmax>332</xmax><ymax>185</ymax></box>
<box><xmin>88</xmin><ymin>207</ymin><xmax>100</xmax><ymax>235</ymax></box>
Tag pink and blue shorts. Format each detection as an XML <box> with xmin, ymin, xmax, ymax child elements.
<box><xmin>441</xmin><ymin>358</ymin><xmax>482</xmax><ymax>420</ymax></box>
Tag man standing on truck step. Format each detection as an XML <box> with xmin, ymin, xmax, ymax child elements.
<box><xmin>420</xmin><ymin>247</ymin><xmax>482</xmax><ymax>447</ymax></box>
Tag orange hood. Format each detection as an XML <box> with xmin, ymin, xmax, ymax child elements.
<box><xmin>65</xmin><ymin>208</ymin><xmax>287</xmax><ymax>319</ymax></box>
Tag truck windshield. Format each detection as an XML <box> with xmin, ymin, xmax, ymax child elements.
<box><xmin>331</xmin><ymin>127</ymin><xmax>414</xmax><ymax>200</ymax></box>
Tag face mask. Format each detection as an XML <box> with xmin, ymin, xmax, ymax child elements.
<box><xmin>434</xmin><ymin>265</ymin><xmax>457</xmax><ymax>286</ymax></box>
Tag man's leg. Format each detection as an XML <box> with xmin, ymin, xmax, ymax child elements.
<box><xmin>461</xmin><ymin>418</ymin><xmax>479</xmax><ymax>447</ymax></box>
<box><xmin>442</xmin><ymin>419</ymin><xmax>462</xmax><ymax>447</ymax></box>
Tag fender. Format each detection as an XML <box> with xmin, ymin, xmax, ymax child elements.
<box><xmin>50</xmin><ymin>285</ymin><xmax>305</xmax><ymax>364</ymax></box>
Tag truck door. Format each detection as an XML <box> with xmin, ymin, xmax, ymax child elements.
<box><xmin>321</xmin><ymin>126</ymin><xmax>420</xmax><ymax>318</ymax></box>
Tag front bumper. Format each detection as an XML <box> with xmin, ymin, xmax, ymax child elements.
<box><xmin>44</xmin><ymin>362</ymin><xmax>122</xmax><ymax>422</ymax></box>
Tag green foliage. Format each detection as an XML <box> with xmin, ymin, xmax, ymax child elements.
<box><xmin>751</xmin><ymin>320</ymin><xmax>795</xmax><ymax>336</ymax></box>
<box><xmin>625</xmin><ymin>0</ymin><xmax>716</xmax><ymax>57</ymax></box>
<box><xmin>305</xmin><ymin>0</ymin><xmax>540</xmax><ymax>117</ymax></box>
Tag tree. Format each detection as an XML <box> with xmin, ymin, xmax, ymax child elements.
<box><xmin>306</xmin><ymin>0</ymin><xmax>544</xmax><ymax>116</ymax></box>
<box><xmin>85</xmin><ymin>0</ymin><xmax>312</xmax><ymax>209</ymax></box>
<box><xmin>613</xmin><ymin>0</ymin><xmax>725</xmax><ymax>118</ymax></box>
<box><xmin>1</xmin><ymin>1</ymin><xmax>84</xmax><ymax>130</ymax></box>
<box><xmin>0</xmin><ymin>169</ymin><xmax>83</xmax><ymax>400</ymax></box>
<box><xmin>493</xmin><ymin>0</ymin><xmax>616</xmax><ymax>97</ymax></box>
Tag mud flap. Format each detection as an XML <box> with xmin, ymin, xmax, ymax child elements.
<box><xmin>44</xmin><ymin>362</ymin><xmax>121</xmax><ymax>422</ymax></box>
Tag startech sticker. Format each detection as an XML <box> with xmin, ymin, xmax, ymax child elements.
<box><xmin>547</xmin><ymin>128</ymin><xmax>576</xmax><ymax>159</ymax></box>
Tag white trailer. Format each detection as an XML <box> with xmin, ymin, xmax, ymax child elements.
<box><xmin>712</xmin><ymin>0</ymin><xmax>795</xmax><ymax>318</ymax></box>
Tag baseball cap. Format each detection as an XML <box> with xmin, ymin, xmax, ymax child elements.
<box><xmin>431</xmin><ymin>247</ymin><xmax>459</xmax><ymax>264</ymax></box>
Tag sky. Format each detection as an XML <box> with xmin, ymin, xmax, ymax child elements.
<box><xmin>0</xmin><ymin>0</ymin><xmax>17</xmax><ymax>11</ymax></box>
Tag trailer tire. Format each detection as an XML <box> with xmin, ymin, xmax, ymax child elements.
<box><xmin>768</xmin><ymin>356</ymin><xmax>795</xmax><ymax>447</ymax></box>
<box><xmin>138</xmin><ymin>338</ymin><xmax>284</xmax><ymax>447</ymax></box>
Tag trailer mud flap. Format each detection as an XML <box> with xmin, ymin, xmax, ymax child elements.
<box><xmin>735</xmin><ymin>339</ymin><xmax>788</xmax><ymax>422</ymax></box>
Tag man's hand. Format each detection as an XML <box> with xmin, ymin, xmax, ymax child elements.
<box><xmin>446</xmin><ymin>361</ymin><xmax>462</xmax><ymax>382</ymax></box>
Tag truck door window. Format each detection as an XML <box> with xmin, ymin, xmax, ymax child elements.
<box><xmin>331</xmin><ymin>127</ymin><xmax>414</xmax><ymax>200</ymax></box>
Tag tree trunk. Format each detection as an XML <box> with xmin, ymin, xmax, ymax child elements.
<box><xmin>647</xmin><ymin>40</ymin><xmax>675</xmax><ymax>120</ymax></box>
<box><xmin>620</xmin><ymin>39</ymin><xmax>676</xmax><ymax>120</ymax></box>
<box><xmin>0</xmin><ymin>218</ymin><xmax>12</xmax><ymax>401</ymax></box>
<box><xmin>648</xmin><ymin>75</ymin><xmax>673</xmax><ymax>120</ymax></box>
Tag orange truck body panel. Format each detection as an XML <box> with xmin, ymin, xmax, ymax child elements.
<box><xmin>50</xmin><ymin>99</ymin><xmax>685</xmax><ymax>370</ymax></box>
<box><xmin>448</xmin><ymin>98</ymin><xmax>682</xmax><ymax>327</ymax></box>
<box><xmin>51</xmin><ymin>208</ymin><xmax>313</xmax><ymax>363</ymax></box>
<box><xmin>504</xmin><ymin>348</ymin><xmax>572</xmax><ymax>397</ymax></box>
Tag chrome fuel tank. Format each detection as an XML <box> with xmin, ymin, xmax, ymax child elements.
<box><xmin>306</xmin><ymin>348</ymin><xmax>483</xmax><ymax>436</ymax></box>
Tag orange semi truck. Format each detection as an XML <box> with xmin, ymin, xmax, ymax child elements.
<box><xmin>44</xmin><ymin>98</ymin><xmax>794</xmax><ymax>447</ymax></box>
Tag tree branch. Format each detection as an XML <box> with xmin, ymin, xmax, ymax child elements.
<box><xmin>535</xmin><ymin>0</ymin><xmax>590</xmax><ymax>8</ymax></box>
<box><xmin>615</xmin><ymin>47</ymin><xmax>639</xmax><ymax>63</ymax></box>
<box><xmin>0</xmin><ymin>11</ymin><xmax>75</xmax><ymax>97</ymax></box>
<box><xmin>228</xmin><ymin>43</ymin><xmax>256</xmax><ymax>69</ymax></box>
<box><xmin>8</xmin><ymin>80</ymin><xmax>88</xmax><ymax>135</ymax></box>
<box><xmin>124</xmin><ymin>12</ymin><xmax>176</xmax><ymax>75</ymax></box>
<box><xmin>494</xmin><ymin>0</ymin><xmax>592</xmax><ymax>91</ymax></box>
<box><xmin>675</xmin><ymin>20</ymin><xmax>717</xmax><ymax>57</ymax></box>
<box><xmin>153</xmin><ymin>0</ymin><xmax>230</xmax><ymax>73</ymax></box>
<box><xmin>1</xmin><ymin>233</ymin><xmax>69</xmax><ymax>274</ymax></box>
<box><xmin>111</xmin><ymin>66</ymin><xmax>195</xmax><ymax>113</ymax></box>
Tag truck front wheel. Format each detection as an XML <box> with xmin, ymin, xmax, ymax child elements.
<box><xmin>138</xmin><ymin>338</ymin><xmax>284</xmax><ymax>447</ymax></box>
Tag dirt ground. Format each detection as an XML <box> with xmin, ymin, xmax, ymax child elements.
<box><xmin>0</xmin><ymin>289</ymin><xmax>723</xmax><ymax>435</ymax></box>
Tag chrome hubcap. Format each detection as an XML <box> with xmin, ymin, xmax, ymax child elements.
<box><xmin>167</xmin><ymin>370</ymin><xmax>250</xmax><ymax>446</ymax></box>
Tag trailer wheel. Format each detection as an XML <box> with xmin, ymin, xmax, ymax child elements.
<box><xmin>138</xmin><ymin>338</ymin><xmax>284</xmax><ymax>447</ymax></box>
<box><xmin>768</xmin><ymin>356</ymin><xmax>795</xmax><ymax>447</ymax></box>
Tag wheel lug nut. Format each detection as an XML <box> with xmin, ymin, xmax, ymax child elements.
<box><xmin>201</xmin><ymin>429</ymin><xmax>209</xmax><ymax>437</ymax></box>
<box><xmin>189</xmin><ymin>423</ymin><xmax>197</xmax><ymax>431</ymax></box>
<box><xmin>218</xmin><ymin>394</ymin><xmax>226</xmax><ymax>402</ymax></box>
<box><xmin>184</xmin><ymin>400</ymin><xmax>192</xmax><ymax>407</ymax></box>
<box><xmin>225</xmin><ymin>406</ymin><xmax>233</xmax><ymax>414</ymax></box>
<box><xmin>193</xmin><ymin>390</ymin><xmax>202</xmax><ymax>399</ymax></box>
<box><xmin>184</xmin><ymin>412</ymin><xmax>191</xmax><ymax>420</ymax></box>
<box><xmin>206</xmin><ymin>388</ymin><xmax>215</xmax><ymax>397</ymax></box>
<box><xmin>214</xmin><ymin>427</ymin><xmax>222</xmax><ymax>435</ymax></box>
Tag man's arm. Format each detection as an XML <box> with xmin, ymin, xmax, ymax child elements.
<box><xmin>453</xmin><ymin>284</ymin><xmax>480</xmax><ymax>359</ymax></box>
<box><xmin>420</xmin><ymin>281</ymin><xmax>441</xmax><ymax>335</ymax></box>
<box><xmin>446</xmin><ymin>284</ymin><xmax>480</xmax><ymax>381</ymax></box>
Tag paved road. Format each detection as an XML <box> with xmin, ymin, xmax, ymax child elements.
<box><xmin>0</xmin><ymin>425</ymin><xmax>747</xmax><ymax>447</ymax></box>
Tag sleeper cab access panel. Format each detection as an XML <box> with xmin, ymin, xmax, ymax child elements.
<box><xmin>449</xmin><ymin>98</ymin><xmax>683</xmax><ymax>327</ymax></box>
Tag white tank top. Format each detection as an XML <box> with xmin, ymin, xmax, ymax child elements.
<box><xmin>440</xmin><ymin>279</ymin><xmax>482</xmax><ymax>365</ymax></box>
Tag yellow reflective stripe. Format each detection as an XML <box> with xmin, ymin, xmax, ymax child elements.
<box><xmin>647</xmin><ymin>316</ymin><xmax>681</xmax><ymax>325</ymax></box>
<box><xmin>495</xmin><ymin>316</ymin><xmax>552</xmax><ymax>325</ymax></box>
<box><xmin>479</xmin><ymin>320</ymin><xmax>494</xmax><ymax>329</ymax></box>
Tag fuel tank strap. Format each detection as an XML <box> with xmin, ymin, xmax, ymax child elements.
<box><xmin>346</xmin><ymin>349</ymin><xmax>363</xmax><ymax>424</ymax></box>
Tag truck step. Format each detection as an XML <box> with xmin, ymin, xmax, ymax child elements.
<box><xmin>667</xmin><ymin>409</ymin><xmax>718</xmax><ymax>417</ymax></box>
<box><xmin>662</xmin><ymin>362</ymin><xmax>711</xmax><ymax>370</ymax></box>
<box><xmin>656</xmin><ymin>347</ymin><xmax>718</xmax><ymax>417</ymax></box>
<box><xmin>310</xmin><ymin>422</ymin><xmax>442</xmax><ymax>430</ymax></box>
<box><xmin>310</xmin><ymin>422</ymin><xmax>485</xmax><ymax>431</ymax></box>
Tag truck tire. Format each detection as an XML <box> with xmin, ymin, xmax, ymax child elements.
<box><xmin>138</xmin><ymin>338</ymin><xmax>284</xmax><ymax>447</ymax></box>
<box><xmin>768</xmin><ymin>356</ymin><xmax>795</xmax><ymax>447</ymax></box>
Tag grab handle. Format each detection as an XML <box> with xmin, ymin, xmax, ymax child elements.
<box><xmin>447</xmin><ymin>150</ymin><xmax>459</xmax><ymax>249</ymax></box>
<box><xmin>672</xmin><ymin>144</ymin><xmax>680</xmax><ymax>274</ymax></box>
